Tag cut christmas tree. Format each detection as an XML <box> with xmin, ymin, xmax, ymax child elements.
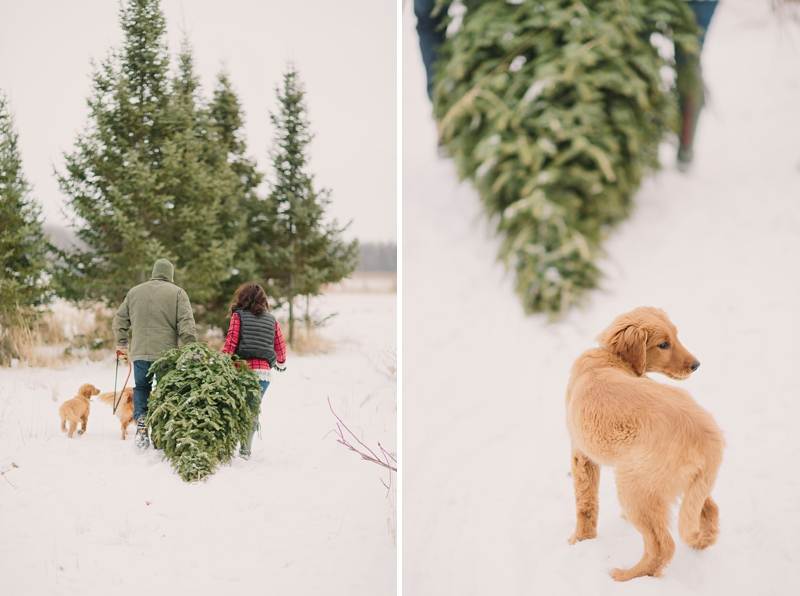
<box><xmin>433</xmin><ymin>0</ymin><xmax>701</xmax><ymax>317</ymax></box>
<box><xmin>147</xmin><ymin>343</ymin><xmax>262</xmax><ymax>482</ymax></box>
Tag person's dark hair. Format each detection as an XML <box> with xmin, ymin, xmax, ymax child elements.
<box><xmin>229</xmin><ymin>282</ymin><xmax>270</xmax><ymax>317</ymax></box>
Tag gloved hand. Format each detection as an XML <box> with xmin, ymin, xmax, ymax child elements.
<box><xmin>275</xmin><ymin>362</ymin><xmax>287</xmax><ymax>372</ymax></box>
<box><xmin>116</xmin><ymin>347</ymin><xmax>130</xmax><ymax>365</ymax></box>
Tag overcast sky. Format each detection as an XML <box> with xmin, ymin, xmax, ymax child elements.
<box><xmin>0</xmin><ymin>0</ymin><xmax>397</xmax><ymax>243</ymax></box>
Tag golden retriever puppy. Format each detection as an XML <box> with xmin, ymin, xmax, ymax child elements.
<box><xmin>565</xmin><ymin>307</ymin><xmax>724</xmax><ymax>582</ymax></box>
<box><xmin>59</xmin><ymin>383</ymin><xmax>100</xmax><ymax>438</ymax></box>
<box><xmin>96</xmin><ymin>388</ymin><xmax>135</xmax><ymax>440</ymax></box>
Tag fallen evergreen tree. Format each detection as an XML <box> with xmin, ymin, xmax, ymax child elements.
<box><xmin>433</xmin><ymin>0</ymin><xmax>701</xmax><ymax>317</ymax></box>
<box><xmin>147</xmin><ymin>343</ymin><xmax>262</xmax><ymax>482</ymax></box>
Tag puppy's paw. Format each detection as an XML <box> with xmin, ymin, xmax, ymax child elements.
<box><xmin>568</xmin><ymin>530</ymin><xmax>596</xmax><ymax>545</ymax></box>
<box><xmin>611</xmin><ymin>563</ymin><xmax>661</xmax><ymax>582</ymax></box>
<box><xmin>687</xmin><ymin>530</ymin><xmax>717</xmax><ymax>550</ymax></box>
<box><xmin>610</xmin><ymin>566</ymin><xmax>653</xmax><ymax>582</ymax></box>
<box><xmin>610</xmin><ymin>568</ymin><xmax>624</xmax><ymax>582</ymax></box>
<box><xmin>610</xmin><ymin>567</ymin><xmax>635</xmax><ymax>582</ymax></box>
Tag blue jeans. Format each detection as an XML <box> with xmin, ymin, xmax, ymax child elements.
<box><xmin>686</xmin><ymin>1</ymin><xmax>718</xmax><ymax>49</ymax></box>
<box><xmin>676</xmin><ymin>1</ymin><xmax>718</xmax><ymax>67</ymax></box>
<box><xmin>415</xmin><ymin>0</ymin><xmax>447</xmax><ymax>101</ymax></box>
<box><xmin>133</xmin><ymin>360</ymin><xmax>155</xmax><ymax>422</ymax></box>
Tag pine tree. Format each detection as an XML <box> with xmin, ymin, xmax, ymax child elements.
<box><xmin>56</xmin><ymin>0</ymin><xmax>252</xmax><ymax>323</ymax></box>
<box><xmin>0</xmin><ymin>91</ymin><xmax>52</xmax><ymax>361</ymax></box>
<box><xmin>205</xmin><ymin>71</ymin><xmax>266</xmax><ymax>328</ymax></box>
<box><xmin>155</xmin><ymin>39</ymin><xmax>243</xmax><ymax>311</ymax></box>
<box><xmin>56</xmin><ymin>0</ymin><xmax>171</xmax><ymax>301</ymax></box>
<box><xmin>147</xmin><ymin>343</ymin><xmax>262</xmax><ymax>482</ymax></box>
<box><xmin>255</xmin><ymin>64</ymin><xmax>358</xmax><ymax>344</ymax></box>
<box><xmin>433</xmin><ymin>0</ymin><xmax>700</xmax><ymax>318</ymax></box>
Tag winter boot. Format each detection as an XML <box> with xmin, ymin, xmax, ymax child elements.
<box><xmin>675</xmin><ymin>57</ymin><xmax>706</xmax><ymax>173</ymax></box>
<box><xmin>677</xmin><ymin>95</ymin><xmax>700</xmax><ymax>172</ymax></box>
<box><xmin>239</xmin><ymin>421</ymin><xmax>260</xmax><ymax>460</ymax></box>
<box><xmin>135</xmin><ymin>417</ymin><xmax>150</xmax><ymax>450</ymax></box>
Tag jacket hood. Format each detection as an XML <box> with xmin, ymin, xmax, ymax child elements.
<box><xmin>151</xmin><ymin>258</ymin><xmax>174</xmax><ymax>282</ymax></box>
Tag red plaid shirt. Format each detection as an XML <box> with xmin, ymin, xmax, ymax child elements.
<box><xmin>222</xmin><ymin>312</ymin><xmax>287</xmax><ymax>370</ymax></box>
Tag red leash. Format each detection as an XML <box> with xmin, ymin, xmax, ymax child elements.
<box><xmin>113</xmin><ymin>350</ymin><xmax>133</xmax><ymax>415</ymax></box>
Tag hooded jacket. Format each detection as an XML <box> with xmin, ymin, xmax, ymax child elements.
<box><xmin>112</xmin><ymin>260</ymin><xmax>198</xmax><ymax>362</ymax></box>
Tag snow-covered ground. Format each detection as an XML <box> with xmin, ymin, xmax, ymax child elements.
<box><xmin>0</xmin><ymin>292</ymin><xmax>396</xmax><ymax>595</ymax></box>
<box><xmin>402</xmin><ymin>0</ymin><xmax>800</xmax><ymax>594</ymax></box>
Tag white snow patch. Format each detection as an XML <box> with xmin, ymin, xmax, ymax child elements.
<box><xmin>0</xmin><ymin>292</ymin><xmax>396</xmax><ymax>595</ymax></box>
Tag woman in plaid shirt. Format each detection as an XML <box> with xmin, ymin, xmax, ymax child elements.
<box><xmin>222</xmin><ymin>282</ymin><xmax>287</xmax><ymax>459</ymax></box>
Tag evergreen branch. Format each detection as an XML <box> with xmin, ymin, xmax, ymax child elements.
<box><xmin>563</xmin><ymin>38</ymin><xmax>605</xmax><ymax>80</ymax></box>
<box><xmin>437</xmin><ymin>31</ymin><xmax>538</xmax><ymax>139</ymax></box>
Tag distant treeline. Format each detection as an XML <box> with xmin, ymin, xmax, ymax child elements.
<box><xmin>46</xmin><ymin>224</ymin><xmax>396</xmax><ymax>274</ymax></box>
<box><xmin>44</xmin><ymin>224</ymin><xmax>83</xmax><ymax>252</ymax></box>
<box><xmin>357</xmin><ymin>242</ymin><xmax>396</xmax><ymax>273</ymax></box>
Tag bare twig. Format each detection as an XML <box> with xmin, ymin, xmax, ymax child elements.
<box><xmin>327</xmin><ymin>396</ymin><xmax>397</xmax><ymax>474</ymax></box>
<box><xmin>329</xmin><ymin>506</ymin><xmax>350</xmax><ymax>541</ymax></box>
<box><xmin>378</xmin><ymin>441</ymin><xmax>397</xmax><ymax>464</ymax></box>
<box><xmin>2</xmin><ymin>472</ymin><xmax>17</xmax><ymax>489</ymax></box>
<box><xmin>377</xmin><ymin>442</ymin><xmax>397</xmax><ymax>496</ymax></box>
<box><xmin>380</xmin><ymin>471</ymin><xmax>393</xmax><ymax>493</ymax></box>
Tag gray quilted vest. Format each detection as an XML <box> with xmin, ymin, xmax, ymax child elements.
<box><xmin>234</xmin><ymin>308</ymin><xmax>277</xmax><ymax>367</ymax></box>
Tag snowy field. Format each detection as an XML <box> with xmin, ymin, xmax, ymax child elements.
<box><xmin>402</xmin><ymin>0</ymin><xmax>800</xmax><ymax>595</ymax></box>
<box><xmin>0</xmin><ymin>292</ymin><xmax>396</xmax><ymax>596</ymax></box>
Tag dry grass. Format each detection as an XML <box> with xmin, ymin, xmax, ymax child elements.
<box><xmin>0</xmin><ymin>299</ymin><xmax>117</xmax><ymax>368</ymax></box>
<box><xmin>198</xmin><ymin>326</ymin><xmax>224</xmax><ymax>352</ymax></box>
<box><xmin>2</xmin><ymin>296</ymin><xmax>346</xmax><ymax>366</ymax></box>
<box><xmin>287</xmin><ymin>321</ymin><xmax>334</xmax><ymax>355</ymax></box>
<box><xmin>0</xmin><ymin>320</ymin><xmax>40</xmax><ymax>366</ymax></box>
<box><xmin>773</xmin><ymin>0</ymin><xmax>800</xmax><ymax>21</ymax></box>
<box><xmin>0</xmin><ymin>299</ymin><xmax>46</xmax><ymax>366</ymax></box>
<box><xmin>323</xmin><ymin>272</ymin><xmax>396</xmax><ymax>294</ymax></box>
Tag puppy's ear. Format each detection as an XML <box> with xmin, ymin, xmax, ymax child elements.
<box><xmin>598</xmin><ymin>322</ymin><xmax>648</xmax><ymax>376</ymax></box>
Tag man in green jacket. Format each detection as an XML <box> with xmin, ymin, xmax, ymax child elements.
<box><xmin>113</xmin><ymin>258</ymin><xmax>198</xmax><ymax>449</ymax></box>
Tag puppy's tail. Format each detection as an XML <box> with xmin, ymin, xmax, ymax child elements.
<box><xmin>96</xmin><ymin>389</ymin><xmax>132</xmax><ymax>407</ymax></box>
